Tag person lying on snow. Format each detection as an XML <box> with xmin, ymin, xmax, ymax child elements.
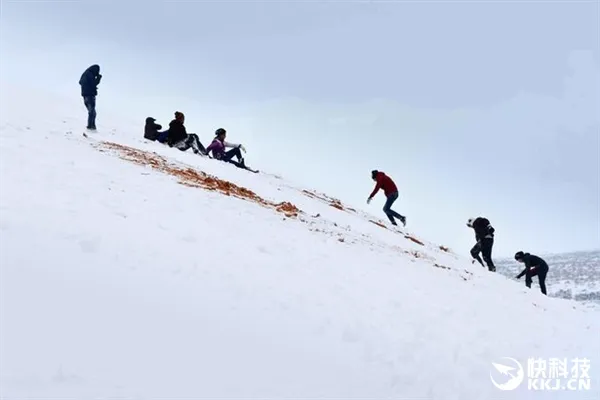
<box><xmin>367</xmin><ymin>170</ymin><xmax>406</xmax><ymax>227</ymax></box>
<box><xmin>206</xmin><ymin>128</ymin><xmax>256</xmax><ymax>172</ymax></box>
<box><xmin>144</xmin><ymin>117</ymin><xmax>169</xmax><ymax>143</ymax></box>
<box><xmin>166</xmin><ymin>112</ymin><xmax>208</xmax><ymax>155</ymax></box>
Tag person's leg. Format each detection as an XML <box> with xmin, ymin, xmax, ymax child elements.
<box><xmin>227</xmin><ymin>159</ymin><xmax>246</xmax><ymax>169</ymax></box>
<box><xmin>189</xmin><ymin>134</ymin><xmax>207</xmax><ymax>154</ymax></box>
<box><xmin>184</xmin><ymin>134</ymin><xmax>202</xmax><ymax>154</ymax></box>
<box><xmin>525</xmin><ymin>269</ymin><xmax>539</xmax><ymax>289</ymax></box>
<box><xmin>383</xmin><ymin>192</ymin><xmax>405</xmax><ymax>226</ymax></box>
<box><xmin>538</xmin><ymin>267</ymin><xmax>548</xmax><ymax>295</ymax></box>
<box><xmin>222</xmin><ymin>147</ymin><xmax>242</xmax><ymax>162</ymax></box>
<box><xmin>173</xmin><ymin>138</ymin><xmax>191</xmax><ymax>152</ymax></box>
<box><xmin>156</xmin><ymin>130</ymin><xmax>169</xmax><ymax>143</ymax></box>
<box><xmin>470</xmin><ymin>242</ymin><xmax>484</xmax><ymax>267</ymax></box>
<box><xmin>83</xmin><ymin>96</ymin><xmax>97</xmax><ymax>129</ymax></box>
<box><xmin>382</xmin><ymin>194</ymin><xmax>397</xmax><ymax>225</ymax></box>
<box><xmin>481</xmin><ymin>238</ymin><xmax>496</xmax><ymax>271</ymax></box>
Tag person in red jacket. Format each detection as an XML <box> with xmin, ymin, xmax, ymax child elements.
<box><xmin>367</xmin><ymin>170</ymin><xmax>406</xmax><ymax>227</ymax></box>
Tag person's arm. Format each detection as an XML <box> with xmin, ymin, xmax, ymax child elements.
<box><xmin>224</xmin><ymin>140</ymin><xmax>246</xmax><ymax>152</ymax></box>
<box><xmin>516</xmin><ymin>257</ymin><xmax>532</xmax><ymax>279</ymax></box>
<box><xmin>368</xmin><ymin>180</ymin><xmax>382</xmax><ymax>200</ymax></box>
<box><xmin>223</xmin><ymin>140</ymin><xmax>240</xmax><ymax>148</ymax></box>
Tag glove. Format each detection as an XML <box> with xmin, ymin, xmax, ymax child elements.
<box><xmin>367</xmin><ymin>197</ymin><xmax>372</xmax><ymax>204</ymax></box>
<box><xmin>239</xmin><ymin>144</ymin><xmax>246</xmax><ymax>153</ymax></box>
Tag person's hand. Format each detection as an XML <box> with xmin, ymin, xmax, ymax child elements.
<box><xmin>240</xmin><ymin>144</ymin><xmax>246</xmax><ymax>153</ymax></box>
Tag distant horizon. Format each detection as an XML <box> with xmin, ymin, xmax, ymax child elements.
<box><xmin>496</xmin><ymin>247</ymin><xmax>600</xmax><ymax>260</ymax></box>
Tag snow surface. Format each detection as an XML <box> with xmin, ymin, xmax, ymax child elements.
<box><xmin>497</xmin><ymin>250</ymin><xmax>600</xmax><ymax>309</ymax></box>
<box><xmin>1</xmin><ymin>85</ymin><xmax>599</xmax><ymax>399</ymax></box>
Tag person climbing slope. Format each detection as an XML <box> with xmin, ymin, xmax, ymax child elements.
<box><xmin>515</xmin><ymin>251</ymin><xmax>549</xmax><ymax>295</ymax></box>
<box><xmin>78</xmin><ymin>64</ymin><xmax>102</xmax><ymax>130</ymax></box>
<box><xmin>206</xmin><ymin>128</ymin><xmax>257</xmax><ymax>172</ymax></box>
<box><xmin>166</xmin><ymin>112</ymin><xmax>207</xmax><ymax>155</ymax></box>
<box><xmin>367</xmin><ymin>170</ymin><xmax>406</xmax><ymax>227</ymax></box>
<box><xmin>466</xmin><ymin>217</ymin><xmax>496</xmax><ymax>272</ymax></box>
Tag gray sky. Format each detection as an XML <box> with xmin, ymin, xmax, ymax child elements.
<box><xmin>1</xmin><ymin>0</ymin><xmax>598</xmax><ymax>257</ymax></box>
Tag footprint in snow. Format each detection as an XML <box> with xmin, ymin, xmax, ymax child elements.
<box><xmin>257</xmin><ymin>245</ymin><xmax>270</xmax><ymax>254</ymax></box>
<box><xmin>79</xmin><ymin>240</ymin><xmax>97</xmax><ymax>254</ymax></box>
<box><xmin>181</xmin><ymin>235</ymin><xmax>196</xmax><ymax>243</ymax></box>
<box><xmin>342</xmin><ymin>327</ymin><xmax>361</xmax><ymax>343</ymax></box>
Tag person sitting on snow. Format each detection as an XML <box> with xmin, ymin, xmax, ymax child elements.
<box><xmin>166</xmin><ymin>112</ymin><xmax>207</xmax><ymax>155</ymax></box>
<box><xmin>206</xmin><ymin>128</ymin><xmax>248</xmax><ymax>168</ymax></box>
<box><xmin>144</xmin><ymin>117</ymin><xmax>169</xmax><ymax>143</ymax></box>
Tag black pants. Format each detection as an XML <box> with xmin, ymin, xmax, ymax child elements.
<box><xmin>526</xmin><ymin>266</ymin><xmax>548</xmax><ymax>295</ymax></box>
<box><xmin>222</xmin><ymin>147</ymin><xmax>243</xmax><ymax>163</ymax></box>
<box><xmin>470</xmin><ymin>238</ymin><xmax>495</xmax><ymax>271</ymax></box>
<box><xmin>174</xmin><ymin>134</ymin><xmax>207</xmax><ymax>155</ymax></box>
<box><xmin>83</xmin><ymin>96</ymin><xmax>97</xmax><ymax>129</ymax></box>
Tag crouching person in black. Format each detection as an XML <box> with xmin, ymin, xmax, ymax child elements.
<box><xmin>467</xmin><ymin>217</ymin><xmax>496</xmax><ymax>271</ymax></box>
<box><xmin>166</xmin><ymin>111</ymin><xmax>207</xmax><ymax>155</ymax></box>
<box><xmin>515</xmin><ymin>251</ymin><xmax>549</xmax><ymax>295</ymax></box>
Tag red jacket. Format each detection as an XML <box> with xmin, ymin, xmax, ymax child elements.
<box><xmin>369</xmin><ymin>172</ymin><xmax>398</xmax><ymax>198</ymax></box>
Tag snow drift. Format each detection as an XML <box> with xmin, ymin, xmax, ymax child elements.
<box><xmin>0</xmin><ymin>85</ymin><xmax>598</xmax><ymax>399</ymax></box>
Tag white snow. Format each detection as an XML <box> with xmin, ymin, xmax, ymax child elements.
<box><xmin>1</xmin><ymin>84</ymin><xmax>599</xmax><ymax>399</ymax></box>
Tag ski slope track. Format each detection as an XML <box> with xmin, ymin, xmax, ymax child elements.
<box><xmin>1</xmin><ymin>87</ymin><xmax>599</xmax><ymax>399</ymax></box>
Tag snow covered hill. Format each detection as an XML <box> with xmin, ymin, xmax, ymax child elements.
<box><xmin>1</xmin><ymin>86</ymin><xmax>599</xmax><ymax>399</ymax></box>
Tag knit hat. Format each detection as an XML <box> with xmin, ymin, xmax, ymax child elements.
<box><xmin>174</xmin><ymin>111</ymin><xmax>184</xmax><ymax>120</ymax></box>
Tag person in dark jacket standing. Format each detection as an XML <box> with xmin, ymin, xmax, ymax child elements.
<box><xmin>79</xmin><ymin>64</ymin><xmax>102</xmax><ymax>130</ymax></box>
<box><xmin>367</xmin><ymin>170</ymin><xmax>406</xmax><ymax>227</ymax></box>
<box><xmin>467</xmin><ymin>217</ymin><xmax>496</xmax><ymax>271</ymax></box>
<box><xmin>515</xmin><ymin>251</ymin><xmax>549</xmax><ymax>295</ymax></box>
<box><xmin>166</xmin><ymin>112</ymin><xmax>207</xmax><ymax>155</ymax></box>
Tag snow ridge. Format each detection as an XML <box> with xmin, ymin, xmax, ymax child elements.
<box><xmin>1</xmin><ymin>87</ymin><xmax>599</xmax><ymax>399</ymax></box>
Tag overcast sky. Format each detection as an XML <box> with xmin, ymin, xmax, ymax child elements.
<box><xmin>1</xmin><ymin>0</ymin><xmax>598</xmax><ymax>258</ymax></box>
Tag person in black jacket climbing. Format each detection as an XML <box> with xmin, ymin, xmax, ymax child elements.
<box><xmin>515</xmin><ymin>251</ymin><xmax>549</xmax><ymax>295</ymax></box>
<box><xmin>467</xmin><ymin>217</ymin><xmax>496</xmax><ymax>271</ymax></box>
